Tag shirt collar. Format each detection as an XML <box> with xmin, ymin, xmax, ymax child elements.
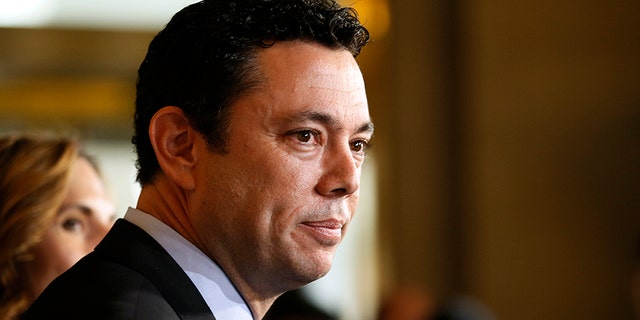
<box><xmin>124</xmin><ymin>207</ymin><xmax>253</xmax><ymax>320</ymax></box>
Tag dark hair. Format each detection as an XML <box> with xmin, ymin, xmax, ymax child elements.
<box><xmin>132</xmin><ymin>0</ymin><xmax>370</xmax><ymax>184</ymax></box>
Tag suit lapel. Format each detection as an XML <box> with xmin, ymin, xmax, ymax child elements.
<box><xmin>96</xmin><ymin>219</ymin><xmax>217</xmax><ymax>320</ymax></box>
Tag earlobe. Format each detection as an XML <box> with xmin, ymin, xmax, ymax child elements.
<box><xmin>148</xmin><ymin>106</ymin><xmax>197</xmax><ymax>190</ymax></box>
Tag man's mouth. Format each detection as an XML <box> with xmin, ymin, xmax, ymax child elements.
<box><xmin>300</xmin><ymin>219</ymin><xmax>344</xmax><ymax>246</ymax></box>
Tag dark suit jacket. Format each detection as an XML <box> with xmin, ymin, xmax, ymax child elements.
<box><xmin>22</xmin><ymin>219</ymin><xmax>217</xmax><ymax>320</ymax></box>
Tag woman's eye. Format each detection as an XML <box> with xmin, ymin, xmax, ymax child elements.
<box><xmin>62</xmin><ymin>219</ymin><xmax>82</xmax><ymax>232</ymax></box>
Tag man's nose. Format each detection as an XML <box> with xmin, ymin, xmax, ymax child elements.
<box><xmin>315</xmin><ymin>145</ymin><xmax>360</xmax><ymax>197</ymax></box>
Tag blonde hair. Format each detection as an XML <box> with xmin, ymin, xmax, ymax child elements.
<box><xmin>0</xmin><ymin>132</ymin><xmax>80</xmax><ymax>319</ymax></box>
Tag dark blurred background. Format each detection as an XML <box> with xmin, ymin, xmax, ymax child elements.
<box><xmin>1</xmin><ymin>1</ymin><xmax>639</xmax><ymax>319</ymax></box>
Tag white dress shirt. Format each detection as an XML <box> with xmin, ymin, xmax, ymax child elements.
<box><xmin>124</xmin><ymin>207</ymin><xmax>253</xmax><ymax>320</ymax></box>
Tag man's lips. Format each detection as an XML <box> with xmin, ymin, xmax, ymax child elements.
<box><xmin>300</xmin><ymin>219</ymin><xmax>344</xmax><ymax>245</ymax></box>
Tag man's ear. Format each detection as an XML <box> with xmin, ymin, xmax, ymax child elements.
<box><xmin>148</xmin><ymin>106</ymin><xmax>198</xmax><ymax>190</ymax></box>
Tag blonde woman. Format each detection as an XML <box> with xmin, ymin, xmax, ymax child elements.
<box><xmin>0</xmin><ymin>132</ymin><xmax>116</xmax><ymax>319</ymax></box>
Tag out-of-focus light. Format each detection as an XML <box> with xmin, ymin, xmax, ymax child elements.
<box><xmin>0</xmin><ymin>0</ymin><xmax>56</xmax><ymax>27</ymax></box>
<box><xmin>342</xmin><ymin>0</ymin><xmax>391</xmax><ymax>40</ymax></box>
<box><xmin>0</xmin><ymin>0</ymin><xmax>198</xmax><ymax>31</ymax></box>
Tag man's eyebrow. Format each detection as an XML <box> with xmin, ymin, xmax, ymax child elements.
<box><xmin>287</xmin><ymin>111</ymin><xmax>334</xmax><ymax>125</ymax></box>
<box><xmin>357</xmin><ymin>121</ymin><xmax>375</xmax><ymax>135</ymax></box>
<box><xmin>288</xmin><ymin>111</ymin><xmax>374</xmax><ymax>135</ymax></box>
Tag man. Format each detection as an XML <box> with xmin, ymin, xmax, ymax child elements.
<box><xmin>23</xmin><ymin>0</ymin><xmax>372</xmax><ymax>319</ymax></box>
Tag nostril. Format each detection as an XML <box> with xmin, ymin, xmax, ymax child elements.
<box><xmin>331</xmin><ymin>187</ymin><xmax>348</xmax><ymax>196</ymax></box>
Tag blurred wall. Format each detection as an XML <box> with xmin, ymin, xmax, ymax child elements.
<box><xmin>379</xmin><ymin>1</ymin><xmax>640</xmax><ymax>319</ymax></box>
<box><xmin>0</xmin><ymin>27</ymin><xmax>151</xmax><ymax>136</ymax></box>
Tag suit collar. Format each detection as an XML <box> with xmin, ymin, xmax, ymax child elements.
<box><xmin>96</xmin><ymin>219</ymin><xmax>217</xmax><ymax>320</ymax></box>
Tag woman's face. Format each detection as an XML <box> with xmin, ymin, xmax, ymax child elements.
<box><xmin>25</xmin><ymin>157</ymin><xmax>116</xmax><ymax>298</ymax></box>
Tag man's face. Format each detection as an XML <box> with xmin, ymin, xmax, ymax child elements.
<box><xmin>191</xmin><ymin>41</ymin><xmax>373</xmax><ymax>293</ymax></box>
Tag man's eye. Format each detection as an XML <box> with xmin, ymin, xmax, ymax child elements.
<box><xmin>290</xmin><ymin>130</ymin><xmax>320</xmax><ymax>145</ymax></box>
<box><xmin>351</xmin><ymin>140</ymin><xmax>369</xmax><ymax>153</ymax></box>
<box><xmin>296</xmin><ymin>131</ymin><xmax>313</xmax><ymax>143</ymax></box>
